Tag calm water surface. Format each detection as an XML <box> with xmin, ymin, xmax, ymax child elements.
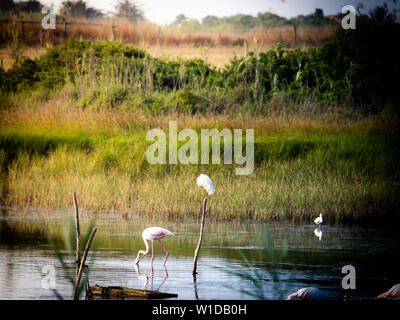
<box><xmin>0</xmin><ymin>207</ymin><xmax>399</xmax><ymax>300</ymax></box>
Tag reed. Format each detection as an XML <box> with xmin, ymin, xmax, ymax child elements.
<box><xmin>0</xmin><ymin>30</ymin><xmax>398</xmax><ymax>224</ymax></box>
<box><xmin>1</xmin><ymin>106</ymin><xmax>398</xmax><ymax>224</ymax></box>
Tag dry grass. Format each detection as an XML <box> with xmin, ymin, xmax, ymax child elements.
<box><xmin>0</xmin><ymin>93</ymin><xmax>377</xmax><ymax>136</ymax></box>
<box><xmin>0</xmin><ymin>16</ymin><xmax>337</xmax><ymax>69</ymax></box>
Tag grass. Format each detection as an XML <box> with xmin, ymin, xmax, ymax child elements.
<box><xmin>1</xmin><ymin>98</ymin><xmax>399</xmax><ymax>224</ymax></box>
<box><xmin>0</xmin><ymin>27</ymin><xmax>399</xmax><ymax>224</ymax></box>
<box><xmin>0</xmin><ymin>16</ymin><xmax>336</xmax><ymax>48</ymax></box>
<box><xmin>0</xmin><ymin>13</ymin><xmax>337</xmax><ymax>71</ymax></box>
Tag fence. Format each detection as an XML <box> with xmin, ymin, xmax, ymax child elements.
<box><xmin>0</xmin><ymin>18</ymin><xmax>117</xmax><ymax>45</ymax></box>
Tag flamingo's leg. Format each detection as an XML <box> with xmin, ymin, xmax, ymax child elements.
<box><xmin>158</xmin><ymin>239</ymin><xmax>169</xmax><ymax>265</ymax></box>
<box><xmin>151</xmin><ymin>240</ymin><xmax>154</xmax><ymax>266</ymax></box>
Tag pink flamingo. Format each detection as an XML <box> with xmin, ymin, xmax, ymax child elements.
<box><xmin>288</xmin><ymin>287</ymin><xmax>328</xmax><ymax>300</ymax></box>
<box><xmin>377</xmin><ymin>284</ymin><xmax>400</xmax><ymax>300</ymax></box>
<box><xmin>134</xmin><ymin>227</ymin><xmax>174</xmax><ymax>266</ymax></box>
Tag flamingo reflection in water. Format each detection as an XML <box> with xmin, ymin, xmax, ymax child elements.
<box><xmin>134</xmin><ymin>264</ymin><xmax>169</xmax><ymax>292</ymax></box>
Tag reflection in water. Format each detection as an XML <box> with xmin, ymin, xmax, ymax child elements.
<box><xmin>193</xmin><ymin>278</ymin><xmax>199</xmax><ymax>300</ymax></box>
<box><xmin>314</xmin><ymin>228</ymin><xmax>323</xmax><ymax>241</ymax></box>
<box><xmin>1</xmin><ymin>209</ymin><xmax>400</xmax><ymax>300</ymax></box>
<box><xmin>134</xmin><ymin>264</ymin><xmax>169</xmax><ymax>292</ymax></box>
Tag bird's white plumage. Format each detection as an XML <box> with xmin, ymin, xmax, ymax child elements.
<box><xmin>197</xmin><ymin>174</ymin><xmax>215</xmax><ymax>195</ymax></box>
<box><xmin>314</xmin><ymin>213</ymin><xmax>323</xmax><ymax>225</ymax></box>
<box><xmin>142</xmin><ymin>227</ymin><xmax>174</xmax><ymax>240</ymax></box>
<box><xmin>134</xmin><ymin>227</ymin><xmax>174</xmax><ymax>265</ymax></box>
<box><xmin>288</xmin><ymin>287</ymin><xmax>327</xmax><ymax>300</ymax></box>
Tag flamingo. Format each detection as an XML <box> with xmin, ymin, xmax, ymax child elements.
<box><xmin>288</xmin><ymin>287</ymin><xmax>328</xmax><ymax>300</ymax></box>
<box><xmin>134</xmin><ymin>227</ymin><xmax>174</xmax><ymax>266</ymax></box>
<box><xmin>197</xmin><ymin>174</ymin><xmax>215</xmax><ymax>195</ymax></box>
<box><xmin>314</xmin><ymin>213</ymin><xmax>323</xmax><ymax>226</ymax></box>
<box><xmin>377</xmin><ymin>284</ymin><xmax>400</xmax><ymax>300</ymax></box>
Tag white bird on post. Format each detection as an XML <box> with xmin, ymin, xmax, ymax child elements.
<box><xmin>196</xmin><ymin>174</ymin><xmax>215</xmax><ymax>195</ymax></box>
<box><xmin>193</xmin><ymin>174</ymin><xmax>214</xmax><ymax>277</ymax></box>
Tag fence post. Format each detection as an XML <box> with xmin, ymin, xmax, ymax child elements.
<box><xmin>293</xmin><ymin>24</ymin><xmax>297</xmax><ymax>45</ymax></box>
<box><xmin>40</xmin><ymin>25</ymin><xmax>43</xmax><ymax>46</ymax></box>
<box><xmin>111</xmin><ymin>24</ymin><xmax>116</xmax><ymax>41</ymax></box>
<box><xmin>64</xmin><ymin>22</ymin><xmax>67</xmax><ymax>39</ymax></box>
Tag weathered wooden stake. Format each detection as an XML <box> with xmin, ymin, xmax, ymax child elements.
<box><xmin>76</xmin><ymin>227</ymin><xmax>97</xmax><ymax>287</ymax></box>
<box><xmin>73</xmin><ymin>192</ymin><xmax>80</xmax><ymax>280</ymax></box>
<box><xmin>192</xmin><ymin>197</ymin><xmax>207</xmax><ymax>277</ymax></box>
<box><xmin>111</xmin><ymin>24</ymin><xmax>116</xmax><ymax>41</ymax></box>
<box><xmin>72</xmin><ymin>192</ymin><xmax>97</xmax><ymax>297</ymax></box>
<box><xmin>64</xmin><ymin>21</ymin><xmax>67</xmax><ymax>39</ymax></box>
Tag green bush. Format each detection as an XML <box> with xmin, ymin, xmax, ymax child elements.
<box><xmin>1</xmin><ymin>12</ymin><xmax>399</xmax><ymax>114</ymax></box>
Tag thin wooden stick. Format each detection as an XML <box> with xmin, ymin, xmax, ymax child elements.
<box><xmin>192</xmin><ymin>197</ymin><xmax>207</xmax><ymax>277</ymax></box>
<box><xmin>76</xmin><ymin>227</ymin><xmax>98</xmax><ymax>288</ymax></box>
<box><xmin>73</xmin><ymin>192</ymin><xmax>80</xmax><ymax>280</ymax></box>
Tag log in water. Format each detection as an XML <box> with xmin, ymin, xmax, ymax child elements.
<box><xmin>87</xmin><ymin>285</ymin><xmax>178</xmax><ymax>299</ymax></box>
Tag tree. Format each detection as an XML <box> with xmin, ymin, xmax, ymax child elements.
<box><xmin>115</xmin><ymin>0</ymin><xmax>144</xmax><ymax>24</ymax></box>
<box><xmin>175</xmin><ymin>14</ymin><xmax>187</xmax><ymax>24</ymax></box>
<box><xmin>369</xmin><ymin>4</ymin><xmax>396</xmax><ymax>24</ymax></box>
<box><xmin>60</xmin><ymin>0</ymin><xmax>103</xmax><ymax>19</ymax></box>
<box><xmin>15</xmin><ymin>0</ymin><xmax>42</xmax><ymax>13</ymax></box>
<box><xmin>202</xmin><ymin>15</ymin><xmax>220</xmax><ymax>28</ymax></box>
<box><xmin>0</xmin><ymin>0</ymin><xmax>15</xmax><ymax>13</ymax></box>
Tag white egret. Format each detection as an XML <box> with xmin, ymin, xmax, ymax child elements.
<box><xmin>314</xmin><ymin>213</ymin><xmax>323</xmax><ymax>226</ymax></box>
<box><xmin>193</xmin><ymin>174</ymin><xmax>214</xmax><ymax>276</ymax></box>
<box><xmin>196</xmin><ymin>174</ymin><xmax>215</xmax><ymax>195</ymax></box>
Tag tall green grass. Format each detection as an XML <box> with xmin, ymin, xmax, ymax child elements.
<box><xmin>1</xmin><ymin>121</ymin><xmax>398</xmax><ymax>224</ymax></box>
<box><xmin>1</xmin><ymin>25</ymin><xmax>399</xmax><ymax>224</ymax></box>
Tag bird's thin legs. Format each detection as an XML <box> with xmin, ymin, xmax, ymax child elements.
<box><xmin>158</xmin><ymin>239</ymin><xmax>169</xmax><ymax>265</ymax></box>
<box><xmin>151</xmin><ymin>240</ymin><xmax>154</xmax><ymax>267</ymax></box>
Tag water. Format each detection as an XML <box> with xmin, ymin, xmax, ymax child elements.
<box><xmin>0</xmin><ymin>208</ymin><xmax>399</xmax><ymax>300</ymax></box>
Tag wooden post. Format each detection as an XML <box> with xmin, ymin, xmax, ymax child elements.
<box><xmin>293</xmin><ymin>24</ymin><xmax>297</xmax><ymax>45</ymax></box>
<box><xmin>76</xmin><ymin>227</ymin><xmax>97</xmax><ymax>288</ymax></box>
<box><xmin>40</xmin><ymin>27</ymin><xmax>43</xmax><ymax>46</ymax></box>
<box><xmin>192</xmin><ymin>197</ymin><xmax>207</xmax><ymax>277</ymax></box>
<box><xmin>64</xmin><ymin>22</ymin><xmax>67</xmax><ymax>39</ymax></box>
<box><xmin>111</xmin><ymin>24</ymin><xmax>116</xmax><ymax>41</ymax></box>
<box><xmin>73</xmin><ymin>192</ymin><xmax>81</xmax><ymax>280</ymax></box>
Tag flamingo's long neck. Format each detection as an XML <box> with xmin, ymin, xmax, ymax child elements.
<box><xmin>135</xmin><ymin>238</ymin><xmax>150</xmax><ymax>264</ymax></box>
